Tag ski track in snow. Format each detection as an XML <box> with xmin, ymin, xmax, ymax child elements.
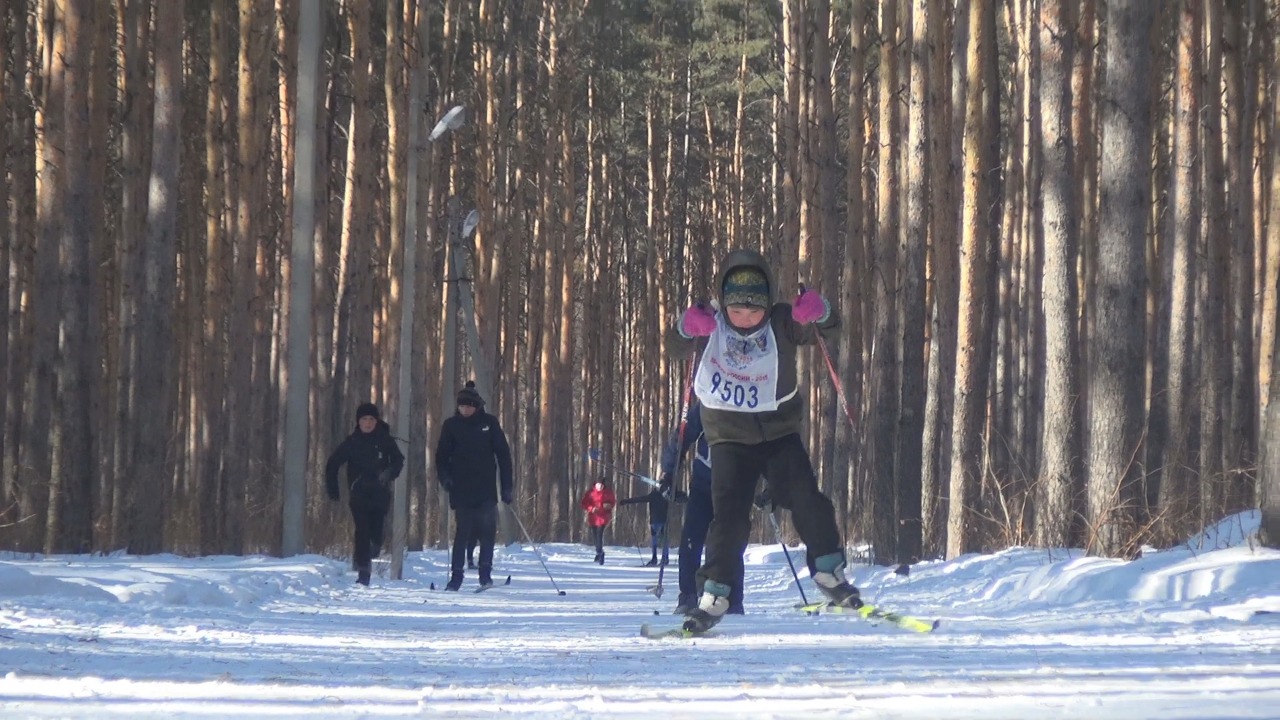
<box><xmin>0</xmin><ymin>511</ymin><xmax>1277</xmax><ymax>718</ymax></box>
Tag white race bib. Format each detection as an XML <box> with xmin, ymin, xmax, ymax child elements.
<box><xmin>694</xmin><ymin>314</ymin><xmax>792</xmax><ymax>412</ymax></box>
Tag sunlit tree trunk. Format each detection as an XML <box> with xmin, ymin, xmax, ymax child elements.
<box><xmin>1087</xmin><ymin>0</ymin><xmax>1154</xmax><ymax>557</ymax></box>
<box><xmin>896</xmin><ymin>0</ymin><xmax>934</xmax><ymax>565</ymax></box>
<box><xmin>1153</xmin><ymin>0</ymin><xmax>1202</xmax><ymax>541</ymax></box>
<box><xmin>947</xmin><ymin>0</ymin><xmax>996</xmax><ymax>559</ymax></box>
<box><xmin>868</xmin><ymin>0</ymin><xmax>901</xmax><ymax>564</ymax></box>
<box><xmin>921</xmin><ymin>0</ymin><xmax>958</xmax><ymax>558</ymax></box>
<box><xmin>129</xmin><ymin>0</ymin><xmax>183</xmax><ymax>554</ymax></box>
<box><xmin>1200</xmin><ymin>0</ymin><xmax>1228</xmax><ymax>522</ymax></box>
<box><xmin>1035</xmin><ymin>0</ymin><xmax>1080</xmax><ymax>548</ymax></box>
<box><xmin>47</xmin><ymin>0</ymin><xmax>95</xmax><ymax>553</ymax></box>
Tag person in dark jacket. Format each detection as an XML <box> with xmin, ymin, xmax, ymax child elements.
<box><xmin>435</xmin><ymin>381</ymin><xmax>514</xmax><ymax>591</ymax></box>
<box><xmin>667</xmin><ymin>248</ymin><xmax>860</xmax><ymax>632</ymax></box>
<box><xmin>657</xmin><ymin>400</ymin><xmax>743</xmax><ymax>615</ymax></box>
<box><xmin>618</xmin><ymin>484</ymin><xmax>684</xmax><ymax>567</ymax></box>
<box><xmin>325</xmin><ymin>402</ymin><xmax>405</xmax><ymax>586</ymax></box>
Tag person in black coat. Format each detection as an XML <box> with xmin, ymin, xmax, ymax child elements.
<box><xmin>435</xmin><ymin>381</ymin><xmax>514</xmax><ymax>590</ymax></box>
<box><xmin>619</xmin><ymin>486</ymin><xmax>685</xmax><ymax>566</ymax></box>
<box><xmin>325</xmin><ymin>402</ymin><xmax>405</xmax><ymax>586</ymax></box>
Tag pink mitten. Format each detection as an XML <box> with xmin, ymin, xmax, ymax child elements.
<box><xmin>791</xmin><ymin>291</ymin><xmax>829</xmax><ymax>325</ymax></box>
<box><xmin>679</xmin><ymin>304</ymin><xmax>717</xmax><ymax>337</ymax></box>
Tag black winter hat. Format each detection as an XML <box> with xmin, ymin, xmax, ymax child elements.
<box><xmin>722</xmin><ymin>266</ymin><xmax>770</xmax><ymax>308</ymax></box>
<box><xmin>356</xmin><ymin>402</ymin><xmax>380</xmax><ymax>420</ymax></box>
<box><xmin>456</xmin><ymin>381</ymin><xmax>484</xmax><ymax>408</ymax></box>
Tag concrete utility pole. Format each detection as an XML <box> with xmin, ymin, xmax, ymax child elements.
<box><xmin>281</xmin><ymin>0</ymin><xmax>322</xmax><ymax>557</ymax></box>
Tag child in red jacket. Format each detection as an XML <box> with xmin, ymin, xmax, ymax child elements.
<box><xmin>580</xmin><ymin>480</ymin><xmax>617</xmax><ymax>565</ymax></box>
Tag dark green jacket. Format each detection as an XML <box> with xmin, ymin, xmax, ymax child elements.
<box><xmin>668</xmin><ymin>249</ymin><xmax>838</xmax><ymax>446</ymax></box>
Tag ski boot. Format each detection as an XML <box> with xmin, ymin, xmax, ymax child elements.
<box><xmin>673</xmin><ymin>592</ymin><xmax>697</xmax><ymax>614</ymax></box>
<box><xmin>356</xmin><ymin>560</ymin><xmax>372</xmax><ymax>586</ymax></box>
<box><xmin>681</xmin><ymin>581</ymin><xmax>733</xmax><ymax>633</ymax></box>
<box><xmin>812</xmin><ymin>552</ymin><xmax>863</xmax><ymax>608</ymax></box>
<box><xmin>644</xmin><ymin>557</ymin><xmax>658</xmax><ymax>567</ymax></box>
<box><xmin>444</xmin><ymin>573</ymin><xmax>463</xmax><ymax>592</ymax></box>
<box><xmin>594</xmin><ymin>552</ymin><xmax>605</xmax><ymax>565</ymax></box>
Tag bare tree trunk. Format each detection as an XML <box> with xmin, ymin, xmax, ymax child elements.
<box><xmin>129</xmin><ymin>0</ymin><xmax>184</xmax><ymax>554</ymax></box>
<box><xmin>23</xmin><ymin>0</ymin><xmax>62</xmax><ymax>549</ymax></box>
<box><xmin>200</xmin><ymin>1</ymin><xmax>231</xmax><ymax>553</ymax></box>
<box><xmin>947</xmin><ymin>0</ymin><xmax>996</xmax><ymax>559</ymax></box>
<box><xmin>1087</xmin><ymin>0</ymin><xmax>1154</xmax><ymax>558</ymax></box>
<box><xmin>896</xmin><ymin>0</ymin><xmax>934</xmax><ymax>565</ymax></box>
<box><xmin>836</xmin><ymin>0</ymin><xmax>868</xmax><ymax>541</ymax></box>
<box><xmin>1153</xmin><ymin>0</ymin><xmax>1202</xmax><ymax>542</ymax></box>
<box><xmin>0</xmin><ymin>0</ymin><xmax>11</xmax><ymax>530</ymax></box>
<box><xmin>110</xmin><ymin>0</ymin><xmax>151</xmax><ymax>549</ymax></box>
<box><xmin>1263</xmin><ymin>321</ymin><xmax>1280</xmax><ymax>545</ymax></box>
<box><xmin>1035</xmin><ymin>0</ymin><xmax>1081</xmax><ymax>548</ymax></box>
<box><xmin>921</xmin><ymin>1</ymin><xmax>959</xmax><ymax>558</ymax></box>
<box><xmin>868</xmin><ymin>0</ymin><xmax>901</xmax><ymax>565</ymax></box>
<box><xmin>1223</xmin><ymin>0</ymin><xmax>1257</xmax><ymax>507</ymax></box>
<box><xmin>1201</xmin><ymin>0</ymin><xmax>1228</xmax><ymax>524</ymax></box>
<box><xmin>47</xmin><ymin>0</ymin><xmax>96</xmax><ymax>553</ymax></box>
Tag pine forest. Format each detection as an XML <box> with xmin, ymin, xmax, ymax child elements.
<box><xmin>2</xmin><ymin>0</ymin><xmax>1279</xmax><ymax>563</ymax></box>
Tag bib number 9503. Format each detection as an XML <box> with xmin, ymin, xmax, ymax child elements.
<box><xmin>709</xmin><ymin>372</ymin><xmax>760</xmax><ymax>409</ymax></box>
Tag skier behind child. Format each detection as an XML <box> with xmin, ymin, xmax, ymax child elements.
<box><xmin>618</xmin><ymin>481</ymin><xmax>685</xmax><ymax>567</ymax></box>
<box><xmin>580</xmin><ymin>480</ymin><xmax>616</xmax><ymax>564</ymax></box>
<box><xmin>656</xmin><ymin>399</ymin><xmax>744</xmax><ymax>615</ymax></box>
<box><xmin>668</xmin><ymin>248</ymin><xmax>862</xmax><ymax>632</ymax></box>
<box><xmin>324</xmin><ymin>402</ymin><xmax>405</xmax><ymax>586</ymax></box>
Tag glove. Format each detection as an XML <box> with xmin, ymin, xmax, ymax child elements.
<box><xmin>501</xmin><ymin>489</ymin><xmax>513</xmax><ymax>505</ymax></box>
<box><xmin>673</xmin><ymin>489</ymin><xmax>689</xmax><ymax>503</ymax></box>
<box><xmin>791</xmin><ymin>289</ymin><xmax>829</xmax><ymax>325</ymax></box>
<box><xmin>658</xmin><ymin>473</ymin><xmax>672</xmax><ymax>499</ymax></box>
<box><xmin>679</xmin><ymin>303</ymin><xmax>716</xmax><ymax>337</ymax></box>
<box><xmin>754</xmin><ymin>488</ymin><xmax>773</xmax><ymax>510</ymax></box>
<box><xmin>377</xmin><ymin>469</ymin><xmax>394</xmax><ymax>487</ymax></box>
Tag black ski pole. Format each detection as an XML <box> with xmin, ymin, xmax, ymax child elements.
<box><xmin>508</xmin><ymin>504</ymin><xmax>567</xmax><ymax>596</ymax></box>
<box><xmin>766</xmin><ymin>507</ymin><xmax>810</xmax><ymax>607</ymax></box>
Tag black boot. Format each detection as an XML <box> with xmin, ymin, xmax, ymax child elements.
<box><xmin>444</xmin><ymin>573</ymin><xmax>463</xmax><ymax>591</ymax></box>
<box><xmin>644</xmin><ymin>557</ymin><xmax>658</xmax><ymax>567</ymax></box>
<box><xmin>356</xmin><ymin>570</ymin><xmax>371</xmax><ymax>586</ymax></box>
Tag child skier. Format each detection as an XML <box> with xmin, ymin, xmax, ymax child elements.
<box><xmin>324</xmin><ymin>402</ymin><xmax>405</xmax><ymax>586</ymax></box>
<box><xmin>668</xmin><ymin>248</ymin><xmax>860</xmax><ymax>632</ymax></box>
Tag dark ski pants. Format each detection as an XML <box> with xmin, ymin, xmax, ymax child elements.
<box><xmin>679</xmin><ymin>482</ymin><xmax>743</xmax><ymax>606</ymax></box>
<box><xmin>349</xmin><ymin>485</ymin><xmax>390</xmax><ymax>573</ymax></box>
<box><xmin>452</xmin><ymin>503</ymin><xmax>497</xmax><ymax>583</ymax></box>
<box><xmin>648</xmin><ymin>523</ymin><xmax>670</xmax><ymax>562</ymax></box>
<box><xmin>589</xmin><ymin>525</ymin><xmax>606</xmax><ymax>555</ymax></box>
<box><xmin>698</xmin><ymin>434</ymin><xmax>840</xmax><ymax>597</ymax></box>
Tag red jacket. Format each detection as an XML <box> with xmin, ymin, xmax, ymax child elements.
<box><xmin>580</xmin><ymin>486</ymin><xmax>617</xmax><ymax>528</ymax></box>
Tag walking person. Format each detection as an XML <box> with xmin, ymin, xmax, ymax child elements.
<box><xmin>657</xmin><ymin>400</ymin><xmax>744</xmax><ymax>615</ymax></box>
<box><xmin>325</xmin><ymin>402</ymin><xmax>405</xmax><ymax>586</ymax></box>
<box><xmin>618</xmin><ymin>484</ymin><xmax>683</xmax><ymax>567</ymax></box>
<box><xmin>435</xmin><ymin>381</ymin><xmax>514</xmax><ymax>591</ymax></box>
<box><xmin>580</xmin><ymin>480</ymin><xmax>617</xmax><ymax>564</ymax></box>
<box><xmin>667</xmin><ymin>248</ymin><xmax>861</xmax><ymax>632</ymax></box>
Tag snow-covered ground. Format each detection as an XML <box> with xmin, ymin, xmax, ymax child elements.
<box><xmin>2</xmin><ymin>511</ymin><xmax>1278</xmax><ymax>718</ymax></box>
